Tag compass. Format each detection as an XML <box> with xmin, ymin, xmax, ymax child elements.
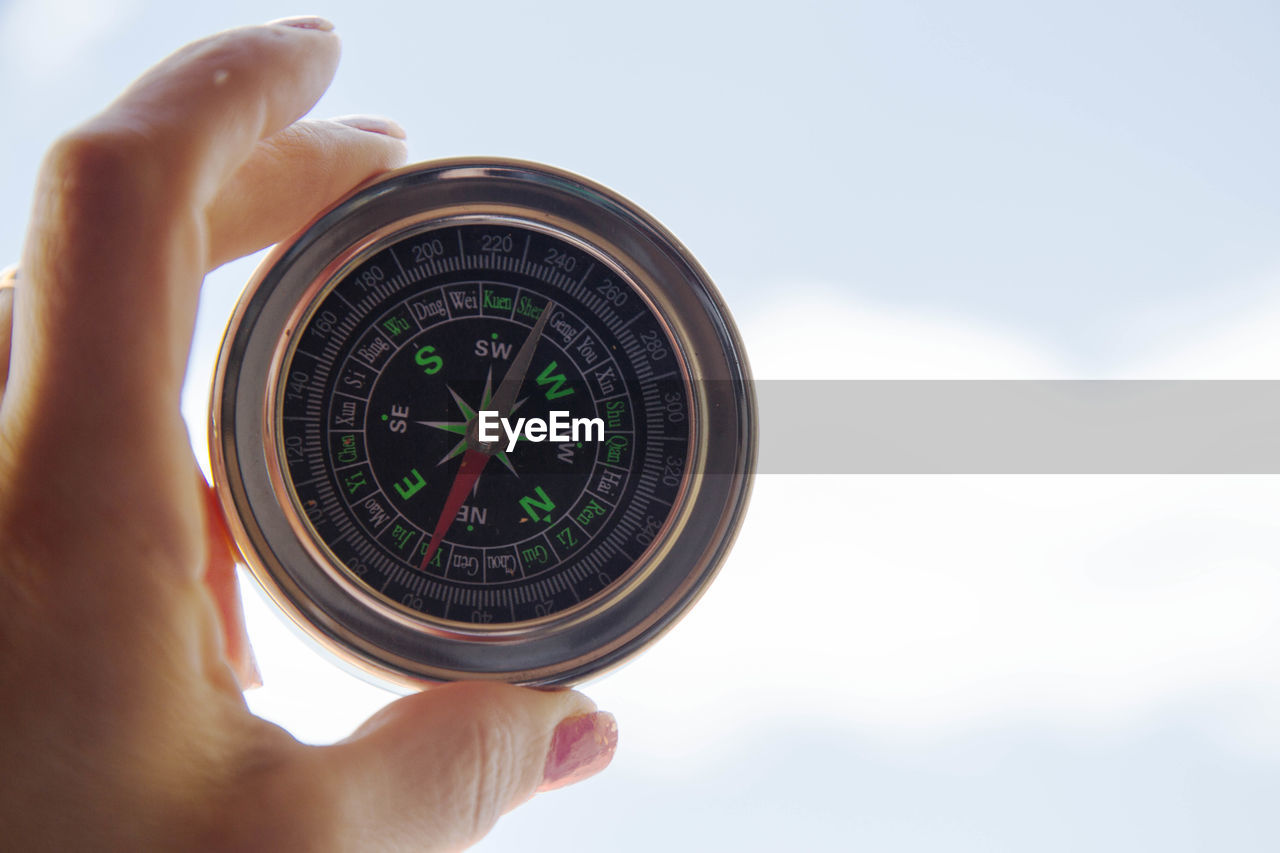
<box><xmin>210</xmin><ymin>159</ymin><xmax>755</xmax><ymax>687</ymax></box>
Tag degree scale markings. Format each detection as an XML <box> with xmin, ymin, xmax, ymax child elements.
<box><xmin>278</xmin><ymin>220</ymin><xmax>691</xmax><ymax>624</ymax></box>
<box><xmin>206</xmin><ymin>157</ymin><xmax>758</xmax><ymax>688</ymax></box>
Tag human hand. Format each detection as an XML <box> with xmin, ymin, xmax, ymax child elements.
<box><xmin>0</xmin><ymin>17</ymin><xmax>616</xmax><ymax>851</ymax></box>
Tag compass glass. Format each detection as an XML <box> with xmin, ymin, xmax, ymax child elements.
<box><xmin>214</xmin><ymin>158</ymin><xmax>753</xmax><ymax>685</ymax></box>
<box><xmin>275</xmin><ymin>220</ymin><xmax>691</xmax><ymax>625</ymax></box>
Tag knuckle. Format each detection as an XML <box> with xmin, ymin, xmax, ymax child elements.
<box><xmin>41</xmin><ymin>126</ymin><xmax>171</xmax><ymax>218</ymax></box>
<box><xmin>290</xmin><ymin>119</ymin><xmax>336</xmax><ymax>151</ymax></box>
<box><xmin>46</xmin><ymin>127</ymin><xmax>159</xmax><ymax>189</ymax></box>
<box><xmin>264</xmin><ymin>120</ymin><xmax>337</xmax><ymax>169</ymax></box>
<box><xmin>464</xmin><ymin>718</ymin><xmax>516</xmax><ymax>839</ymax></box>
<box><xmin>456</xmin><ymin>689</ymin><xmax>524</xmax><ymax>839</ymax></box>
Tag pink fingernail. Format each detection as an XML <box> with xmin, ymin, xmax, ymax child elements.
<box><xmin>539</xmin><ymin>711</ymin><xmax>618</xmax><ymax>792</ymax></box>
<box><xmin>268</xmin><ymin>15</ymin><xmax>335</xmax><ymax>31</ymax></box>
<box><xmin>333</xmin><ymin>115</ymin><xmax>408</xmax><ymax>140</ymax></box>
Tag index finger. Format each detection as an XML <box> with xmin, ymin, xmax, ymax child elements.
<box><xmin>3</xmin><ymin>19</ymin><xmax>340</xmax><ymax>458</ymax></box>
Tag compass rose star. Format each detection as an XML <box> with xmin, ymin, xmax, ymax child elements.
<box><xmin>414</xmin><ymin>367</ymin><xmax>527</xmax><ymax>476</ymax></box>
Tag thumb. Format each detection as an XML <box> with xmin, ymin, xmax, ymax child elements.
<box><xmin>325</xmin><ymin>682</ymin><xmax>617</xmax><ymax>852</ymax></box>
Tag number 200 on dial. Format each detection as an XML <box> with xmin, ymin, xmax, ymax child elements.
<box><xmin>211</xmin><ymin>159</ymin><xmax>755</xmax><ymax>687</ymax></box>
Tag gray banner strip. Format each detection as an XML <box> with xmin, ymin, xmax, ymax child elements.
<box><xmin>754</xmin><ymin>381</ymin><xmax>1280</xmax><ymax>474</ymax></box>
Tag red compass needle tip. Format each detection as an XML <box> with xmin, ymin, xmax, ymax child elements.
<box><xmin>419</xmin><ymin>448</ymin><xmax>490</xmax><ymax>571</ymax></box>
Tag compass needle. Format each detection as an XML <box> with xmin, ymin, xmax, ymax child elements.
<box><xmin>419</xmin><ymin>449</ymin><xmax>489</xmax><ymax>571</ymax></box>
<box><xmin>417</xmin><ymin>420</ymin><xmax>466</xmax><ymax>433</ymax></box>
<box><xmin>490</xmin><ymin>302</ymin><xmax>552</xmax><ymax>419</ymax></box>
<box><xmin>211</xmin><ymin>159</ymin><xmax>754</xmax><ymax>686</ymax></box>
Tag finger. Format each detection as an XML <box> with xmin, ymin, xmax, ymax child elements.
<box><xmin>0</xmin><ymin>22</ymin><xmax>342</xmax><ymax>570</ymax></box>
<box><xmin>200</xmin><ymin>469</ymin><xmax>260</xmax><ymax>689</ymax></box>
<box><xmin>326</xmin><ymin>683</ymin><xmax>617</xmax><ymax>852</ymax></box>
<box><xmin>6</xmin><ymin>20</ymin><xmax>340</xmax><ymax>462</ymax></box>
<box><xmin>207</xmin><ymin>115</ymin><xmax>407</xmax><ymax>269</ymax></box>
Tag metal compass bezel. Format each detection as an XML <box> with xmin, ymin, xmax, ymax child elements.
<box><xmin>210</xmin><ymin>158</ymin><xmax>756</xmax><ymax>687</ymax></box>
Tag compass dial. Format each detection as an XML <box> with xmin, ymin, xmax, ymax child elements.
<box><xmin>279</xmin><ymin>221</ymin><xmax>689</xmax><ymax>624</ymax></box>
<box><xmin>212</xmin><ymin>160</ymin><xmax>754</xmax><ymax>686</ymax></box>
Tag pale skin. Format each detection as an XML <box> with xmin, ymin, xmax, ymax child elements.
<box><xmin>0</xmin><ymin>19</ymin><xmax>613</xmax><ymax>852</ymax></box>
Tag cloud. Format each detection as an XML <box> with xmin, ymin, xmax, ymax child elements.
<box><xmin>602</xmin><ymin>474</ymin><xmax>1280</xmax><ymax>752</ymax></box>
<box><xmin>1121</xmin><ymin>280</ymin><xmax>1280</xmax><ymax>378</ymax></box>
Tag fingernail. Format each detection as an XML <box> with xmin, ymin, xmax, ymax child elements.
<box><xmin>268</xmin><ymin>15</ymin><xmax>335</xmax><ymax>31</ymax></box>
<box><xmin>333</xmin><ymin>115</ymin><xmax>408</xmax><ymax>140</ymax></box>
<box><xmin>539</xmin><ymin>711</ymin><xmax>617</xmax><ymax>792</ymax></box>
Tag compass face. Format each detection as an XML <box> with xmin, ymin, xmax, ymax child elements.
<box><xmin>277</xmin><ymin>220</ymin><xmax>690</xmax><ymax>625</ymax></box>
<box><xmin>212</xmin><ymin>159</ymin><xmax>754</xmax><ymax>686</ymax></box>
